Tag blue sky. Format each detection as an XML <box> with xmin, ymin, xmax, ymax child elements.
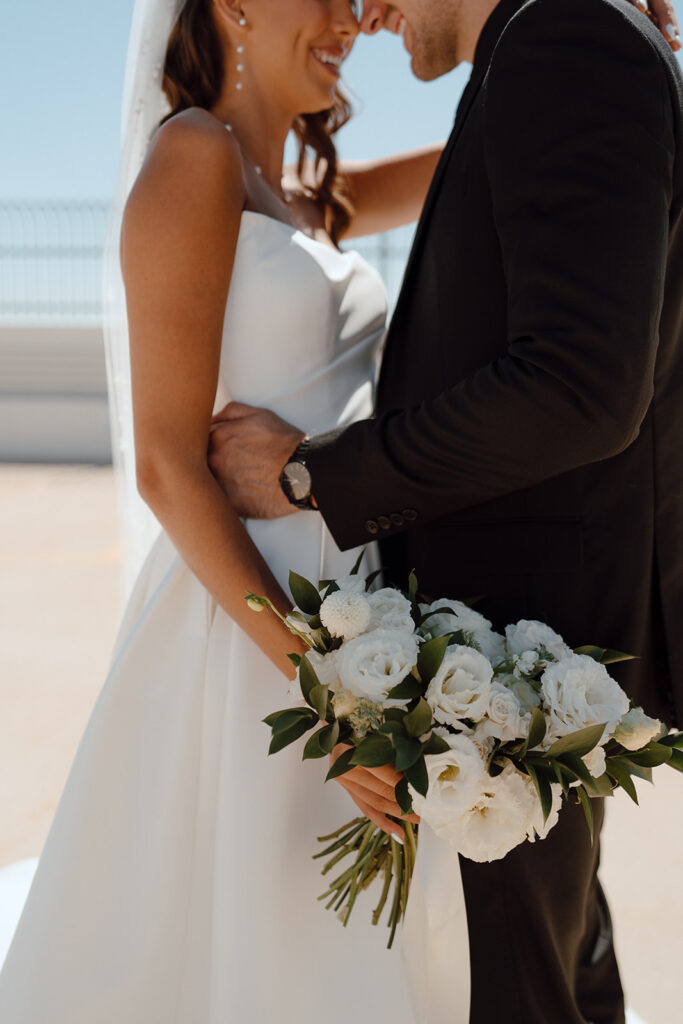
<box><xmin>2</xmin><ymin>0</ymin><xmax>680</xmax><ymax>201</ymax></box>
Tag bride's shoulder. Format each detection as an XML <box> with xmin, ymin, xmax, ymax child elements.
<box><xmin>125</xmin><ymin>107</ymin><xmax>246</xmax><ymax>224</ymax></box>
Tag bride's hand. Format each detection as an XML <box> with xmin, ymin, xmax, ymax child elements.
<box><xmin>330</xmin><ymin>743</ymin><xmax>420</xmax><ymax>842</ymax></box>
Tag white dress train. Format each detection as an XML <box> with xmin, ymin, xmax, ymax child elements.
<box><xmin>0</xmin><ymin>212</ymin><xmax>471</xmax><ymax>1023</ymax></box>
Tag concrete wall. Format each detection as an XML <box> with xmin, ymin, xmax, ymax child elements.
<box><xmin>0</xmin><ymin>326</ymin><xmax>112</xmax><ymax>463</ymax></box>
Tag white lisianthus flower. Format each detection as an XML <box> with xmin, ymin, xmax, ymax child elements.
<box><xmin>498</xmin><ymin>673</ymin><xmax>542</xmax><ymax>712</ymax></box>
<box><xmin>320</xmin><ymin>590</ymin><xmax>371</xmax><ymax>641</ymax></box>
<box><xmin>476</xmin><ymin>681</ymin><xmax>531</xmax><ymax>743</ymax></box>
<box><xmin>423</xmin><ymin>760</ymin><xmax>562</xmax><ymax>862</ymax></box>
<box><xmin>419</xmin><ymin>599</ymin><xmax>505</xmax><ymax>667</ymax></box>
<box><xmin>366</xmin><ymin>588</ymin><xmax>414</xmax><ymax>633</ymax></box>
<box><xmin>333</xmin><ymin>575</ymin><xmax>367</xmax><ymax>596</ymax></box>
<box><xmin>332</xmin><ymin>688</ymin><xmax>359</xmax><ymax>719</ymax></box>
<box><xmin>338</xmin><ymin>628</ymin><xmax>419</xmax><ymax>704</ymax></box>
<box><xmin>505</xmin><ymin>620</ymin><xmax>571</xmax><ymax>661</ymax></box>
<box><xmin>583</xmin><ymin>745</ymin><xmax>607</xmax><ymax>778</ymax></box>
<box><xmin>541</xmin><ymin>654</ymin><xmax>630</xmax><ymax>741</ymax></box>
<box><xmin>425</xmin><ymin>645</ymin><xmax>493</xmax><ymax>729</ymax></box>
<box><xmin>303</xmin><ymin>649</ymin><xmax>342</xmax><ymax>693</ymax></box>
<box><xmin>409</xmin><ymin>730</ymin><xmax>488</xmax><ymax>827</ymax></box>
<box><xmin>513</xmin><ymin>649</ymin><xmax>538</xmax><ymax>677</ymax></box>
<box><xmin>613</xmin><ymin>707</ymin><xmax>662</xmax><ymax>751</ymax></box>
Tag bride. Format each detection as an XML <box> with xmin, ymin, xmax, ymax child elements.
<box><xmin>0</xmin><ymin>0</ymin><xmax>459</xmax><ymax>1021</ymax></box>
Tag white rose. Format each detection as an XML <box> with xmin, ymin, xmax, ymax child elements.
<box><xmin>505</xmin><ymin>620</ymin><xmax>571</xmax><ymax>661</ymax></box>
<box><xmin>613</xmin><ymin>707</ymin><xmax>662</xmax><ymax>751</ymax></box>
<box><xmin>541</xmin><ymin>654</ymin><xmax>630</xmax><ymax>741</ymax></box>
<box><xmin>366</xmin><ymin>588</ymin><xmax>414</xmax><ymax>633</ymax></box>
<box><xmin>333</xmin><ymin>575</ymin><xmax>367</xmax><ymax>595</ymax></box>
<box><xmin>409</xmin><ymin>730</ymin><xmax>488</xmax><ymax>829</ymax></box>
<box><xmin>303</xmin><ymin>649</ymin><xmax>342</xmax><ymax>693</ymax></box>
<box><xmin>332</xmin><ymin>689</ymin><xmax>359</xmax><ymax>719</ymax></box>
<box><xmin>583</xmin><ymin>745</ymin><xmax>607</xmax><ymax>778</ymax></box>
<box><xmin>320</xmin><ymin>590</ymin><xmax>371</xmax><ymax>641</ymax></box>
<box><xmin>425</xmin><ymin>645</ymin><xmax>493</xmax><ymax>728</ymax></box>
<box><xmin>477</xmin><ymin>681</ymin><xmax>530</xmax><ymax>743</ymax></box>
<box><xmin>338</xmin><ymin>628</ymin><xmax>419</xmax><ymax>704</ymax></box>
<box><xmin>432</xmin><ymin>762</ymin><xmax>562</xmax><ymax>863</ymax></box>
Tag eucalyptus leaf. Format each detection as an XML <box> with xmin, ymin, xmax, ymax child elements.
<box><xmin>350</xmin><ymin>734</ymin><xmax>394</xmax><ymax>768</ymax></box>
<box><xmin>405</xmin><ymin>755</ymin><xmax>429</xmax><ymax>797</ymax></box>
<box><xmin>268</xmin><ymin>715</ymin><xmax>317</xmax><ymax>755</ymax></box>
<box><xmin>416</xmin><ymin>635</ymin><xmax>450</xmax><ymax>686</ymax></box>
<box><xmin>289</xmin><ymin>570</ymin><xmax>322</xmax><ymax>615</ymax></box>
<box><xmin>403</xmin><ymin>697</ymin><xmax>433</xmax><ymax>739</ymax></box>
<box><xmin>545</xmin><ymin>723</ymin><xmax>607</xmax><ymax>759</ymax></box>
<box><xmin>393</xmin><ymin>734</ymin><xmax>423</xmax><ymax>772</ymax></box>
<box><xmin>573</xmin><ymin>645</ymin><xmax>636</xmax><ymax>665</ymax></box>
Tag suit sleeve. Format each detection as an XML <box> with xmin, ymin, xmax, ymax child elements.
<box><xmin>306</xmin><ymin>0</ymin><xmax>675</xmax><ymax>551</ymax></box>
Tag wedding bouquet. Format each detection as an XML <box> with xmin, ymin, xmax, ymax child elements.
<box><xmin>247</xmin><ymin>554</ymin><xmax>682</xmax><ymax>947</ymax></box>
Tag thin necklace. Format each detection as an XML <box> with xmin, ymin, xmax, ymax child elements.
<box><xmin>224</xmin><ymin>123</ymin><xmax>292</xmax><ymax>205</ymax></box>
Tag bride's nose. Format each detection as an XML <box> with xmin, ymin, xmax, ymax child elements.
<box><xmin>332</xmin><ymin>0</ymin><xmax>361</xmax><ymax>39</ymax></box>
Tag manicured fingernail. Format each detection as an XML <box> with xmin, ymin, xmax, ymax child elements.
<box><xmin>393</xmin><ymin>832</ymin><xmax>404</xmax><ymax>845</ymax></box>
<box><xmin>665</xmin><ymin>21</ymin><xmax>679</xmax><ymax>38</ymax></box>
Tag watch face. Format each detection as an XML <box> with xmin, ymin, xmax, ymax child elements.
<box><xmin>284</xmin><ymin>461</ymin><xmax>312</xmax><ymax>502</ymax></box>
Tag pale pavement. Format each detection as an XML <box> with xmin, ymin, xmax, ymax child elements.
<box><xmin>0</xmin><ymin>465</ymin><xmax>679</xmax><ymax>1023</ymax></box>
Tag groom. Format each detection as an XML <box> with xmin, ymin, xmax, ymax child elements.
<box><xmin>208</xmin><ymin>0</ymin><xmax>683</xmax><ymax>1020</ymax></box>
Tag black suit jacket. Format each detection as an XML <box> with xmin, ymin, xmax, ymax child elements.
<box><xmin>306</xmin><ymin>0</ymin><xmax>683</xmax><ymax>725</ymax></box>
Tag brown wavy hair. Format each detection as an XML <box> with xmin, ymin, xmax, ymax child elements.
<box><xmin>160</xmin><ymin>0</ymin><xmax>354</xmax><ymax>244</ymax></box>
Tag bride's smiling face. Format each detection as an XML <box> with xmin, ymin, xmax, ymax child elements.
<box><xmin>216</xmin><ymin>0</ymin><xmax>360</xmax><ymax>114</ymax></box>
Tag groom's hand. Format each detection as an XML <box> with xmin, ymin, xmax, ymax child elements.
<box><xmin>208</xmin><ymin>402</ymin><xmax>304</xmax><ymax>519</ymax></box>
<box><xmin>330</xmin><ymin>743</ymin><xmax>420</xmax><ymax>842</ymax></box>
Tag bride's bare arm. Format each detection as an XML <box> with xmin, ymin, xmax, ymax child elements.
<box><xmin>121</xmin><ymin>109</ymin><xmax>304</xmax><ymax>678</ymax></box>
<box><xmin>339</xmin><ymin>143</ymin><xmax>444</xmax><ymax>238</ymax></box>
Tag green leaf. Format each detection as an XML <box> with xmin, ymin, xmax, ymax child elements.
<box><xmin>416</xmin><ymin>635</ymin><xmax>450</xmax><ymax>686</ymax></box>
<box><xmin>606</xmin><ymin>759</ymin><xmax>639</xmax><ymax>804</ymax></box>
<box><xmin>408</xmin><ymin>570</ymin><xmax>418</xmax><ymax>605</ymax></box>
<box><xmin>624</xmin><ymin>742</ymin><xmax>673</xmax><ymax>768</ymax></box>
<box><xmin>383</xmin><ymin>707</ymin><xmax>408</xmax><ymax>723</ymax></box>
<box><xmin>286</xmin><ymin>652</ymin><xmax>302</xmax><ymax>669</ymax></box>
<box><xmin>386</xmin><ymin>675</ymin><xmax>424</xmax><ymax>700</ymax></box>
<box><xmin>350</xmin><ymin>549</ymin><xmax>366</xmax><ymax>575</ymax></box>
<box><xmin>365</xmin><ymin>569</ymin><xmax>384</xmax><ymax>590</ymax></box>
<box><xmin>545</xmin><ymin>723</ymin><xmax>607</xmax><ymax>759</ymax></box>
<box><xmin>524</xmin><ymin>761</ymin><xmax>554</xmax><ymax>822</ymax></box>
<box><xmin>522</xmin><ymin>707</ymin><xmax>547</xmax><ymax>755</ymax></box>
<box><xmin>268</xmin><ymin>715</ymin><xmax>318</xmax><ymax>755</ymax></box>
<box><xmin>303</xmin><ymin>721</ymin><xmax>340</xmax><ymax>760</ymax></box>
<box><xmin>584</xmin><ymin>771</ymin><xmax>615</xmax><ymax>798</ymax></box>
<box><xmin>308</xmin><ymin>683</ymin><xmax>330</xmax><ymax>722</ymax></box>
<box><xmin>393</xmin><ymin>734</ymin><xmax>423</xmax><ymax>771</ymax></box>
<box><xmin>422</xmin><ymin>732</ymin><xmax>451</xmax><ymax>756</ymax></box>
<box><xmin>404</xmin><ymin>755</ymin><xmax>429</xmax><ymax>797</ymax></box>
<box><xmin>298</xmin><ymin>655</ymin><xmax>321</xmax><ymax>706</ymax></box>
<box><xmin>659</xmin><ymin>731</ymin><xmax>683</xmax><ymax>749</ymax></box>
<box><xmin>559</xmin><ymin>752</ymin><xmax>599</xmax><ymax>791</ymax></box>
<box><xmin>378</xmin><ymin>720</ymin><xmax>406</xmax><ymax>738</ymax></box>
<box><xmin>350</xmin><ymin>734</ymin><xmax>394</xmax><ymax>768</ymax></box>
<box><xmin>325</xmin><ymin>746</ymin><xmax>356</xmax><ymax>781</ymax></box>
<box><xmin>576</xmin><ymin>785</ymin><xmax>595</xmax><ymax>844</ymax></box>
<box><xmin>289</xmin><ymin>570</ymin><xmax>322</xmax><ymax>615</ymax></box>
<box><xmin>264</xmin><ymin>708</ymin><xmax>316</xmax><ymax>734</ymax></box>
<box><xmin>395</xmin><ymin>776</ymin><xmax>414</xmax><ymax>815</ymax></box>
<box><xmin>403</xmin><ymin>697</ymin><xmax>433</xmax><ymax>739</ymax></box>
<box><xmin>667</xmin><ymin>748</ymin><xmax>683</xmax><ymax>773</ymax></box>
<box><xmin>616</xmin><ymin>758</ymin><xmax>653</xmax><ymax>784</ymax></box>
<box><xmin>418</xmin><ymin>606</ymin><xmax>459</xmax><ymax>629</ymax></box>
<box><xmin>573</xmin><ymin>645</ymin><xmax>636</xmax><ymax>665</ymax></box>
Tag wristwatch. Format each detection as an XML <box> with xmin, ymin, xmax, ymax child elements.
<box><xmin>280</xmin><ymin>437</ymin><xmax>316</xmax><ymax>510</ymax></box>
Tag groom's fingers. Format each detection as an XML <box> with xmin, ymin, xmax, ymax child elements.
<box><xmin>210</xmin><ymin>400</ymin><xmax>260</xmax><ymax>425</ymax></box>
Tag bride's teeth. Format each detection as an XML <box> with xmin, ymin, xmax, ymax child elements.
<box><xmin>313</xmin><ymin>49</ymin><xmax>343</xmax><ymax>69</ymax></box>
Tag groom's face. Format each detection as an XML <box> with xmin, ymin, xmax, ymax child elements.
<box><xmin>359</xmin><ymin>0</ymin><xmax>464</xmax><ymax>79</ymax></box>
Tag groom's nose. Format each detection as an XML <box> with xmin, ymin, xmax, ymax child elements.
<box><xmin>359</xmin><ymin>2</ymin><xmax>399</xmax><ymax>35</ymax></box>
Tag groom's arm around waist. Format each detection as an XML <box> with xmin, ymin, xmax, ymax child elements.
<box><xmin>305</xmin><ymin>0</ymin><xmax>679</xmax><ymax>552</ymax></box>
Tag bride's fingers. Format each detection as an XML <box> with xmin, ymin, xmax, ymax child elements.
<box><xmin>339</xmin><ymin>777</ymin><xmax>420</xmax><ymax>823</ymax></box>
<box><xmin>635</xmin><ymin>0</ymin><xmax>681</xmax><ymax>48</ymax></box>
<box><xmin>343</xmin><ymin>791</ymin><xmax>406</xmax><ymax>842</ymax></box>
<box><xmin>342</xmin><ymin>765</ymin><xmax>397</xmax><ymax>802</ymax></box>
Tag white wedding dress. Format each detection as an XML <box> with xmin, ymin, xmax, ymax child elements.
<box><xmin>0</xmin><ymin>210</ymin><xmax>471</xmax><ymax>1023</ymax></box>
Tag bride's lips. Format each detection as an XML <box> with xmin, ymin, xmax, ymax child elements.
<box><xmin>311</xmin><ymin>46</ymin><xmax>347</xmax><ymax>79</ymax></box>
